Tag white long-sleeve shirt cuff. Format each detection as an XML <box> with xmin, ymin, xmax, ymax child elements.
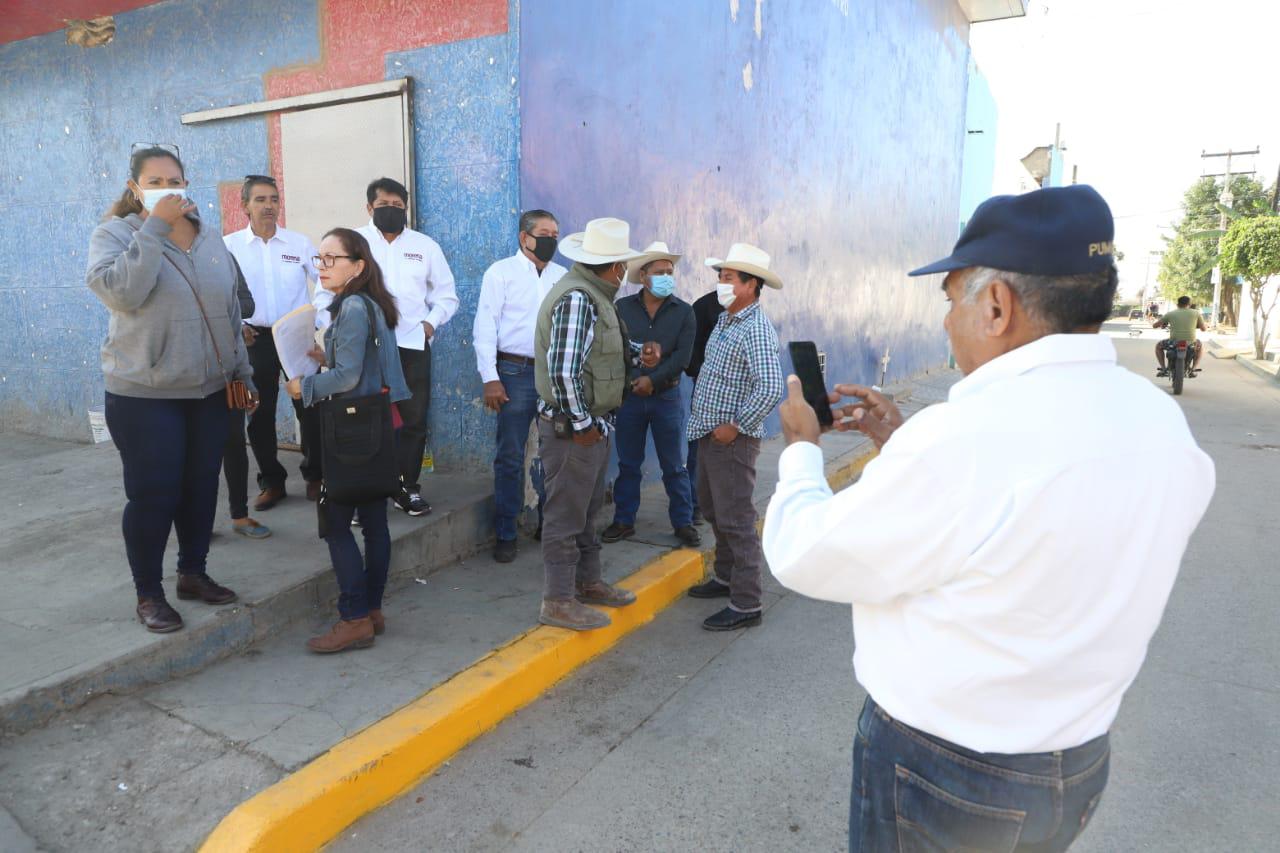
<box><xmin>778</xmin><ymin>440</ymin><xmax>827</xmax><ymax>485</ymax></box>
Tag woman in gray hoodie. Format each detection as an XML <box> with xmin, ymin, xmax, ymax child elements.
<box><xmin>87</xmin><ymin>146</ymin><xmax>256</xmax><ymax>634</ymax></box>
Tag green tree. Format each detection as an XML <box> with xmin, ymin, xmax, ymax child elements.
<box><xmin>1219</xmin><ymin>215</ymin><xmax>1280</xmax><ymax>359</ymax></box>
<box><xmin>1157</xmin><ymin>175</ymin><xmax>1271</xmax><ymax>325</ymax></box>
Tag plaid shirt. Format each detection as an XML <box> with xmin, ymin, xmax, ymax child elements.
<box><xmin>538</xmin><ymin>290</ymin><xmax>642</xmax><ymax>435</ymax></box>
<box><xmin>687</xmin><ymin>301</ymin><xmax>784</xmax><ymax>441</ymax></box>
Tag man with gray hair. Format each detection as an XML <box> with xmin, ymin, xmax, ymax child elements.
<box><xmin>765</xmin><ymin>186</ymin><xmax>1214</xmax><ymax>850</ymax></box>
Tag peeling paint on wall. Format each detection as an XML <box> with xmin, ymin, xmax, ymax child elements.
<box><xmin>754</xmin><ymin>0</ymin><xmax>763</xmax><ymax>38</ymax></box>
<box><xmin>730</xmin><ymin>0</ymin><xmax>740</xmax><ymax>23</ymax></box>
<box><xmin>742</xmin><ymin>60</ymin><xmax>754</xmax><ymax>91</ymax></box>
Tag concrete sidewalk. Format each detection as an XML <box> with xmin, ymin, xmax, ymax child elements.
<box><xmin>0</xmin><ymin>433</ymin><xmax>493</xmax><ymax>734</ymax></box>
<box><xmin>0</xmin><ymin>369</ymin><xmax>959</xmax><ymax>853</ymax></box>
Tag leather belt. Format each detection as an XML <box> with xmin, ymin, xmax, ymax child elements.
<box><xmin>498</xmin><ymin>351</ymin><xmax>535</xmax><ymax>366</ymax></box>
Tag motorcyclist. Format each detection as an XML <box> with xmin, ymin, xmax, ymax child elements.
<box><xmin>1153</xmin><ymin>295</ymin><xmax>1205</xmax><ymax>376</ymax></box>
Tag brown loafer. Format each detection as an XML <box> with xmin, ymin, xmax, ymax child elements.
<box><xmin>136</xmin><ymin>597</ymin><xmax>184</xmax><ymax>633</ymax></box>
<box><xmin>305</xmin><ymin>481</ymin><xmax>322</xmax><ymax>502</ymax></box>
<box><xmin>254</xmin><ymin>486</ymin><xmax>287</xmax><ymax>511</ymax></box>
<box><xmin>369</xmin><ymin>609</ymin><xmax>385</xmax><ymax>636</ymax></box>
<box><xmin>306</xmin><ymin>617</ymin><xmax>375</xmax><ymax>654</ymax></box>
<box><xmin>176</xmin><ymin>573</ymin><xmax>238</xmax><ymax>605</ymax></box>
<box><xmin>575</xmin><ymin>581</ymin><xmax>636</xmax><ymax>608</ymax></box>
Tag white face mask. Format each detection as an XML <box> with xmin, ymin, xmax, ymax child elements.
<box><xmin>716</xmin><ymin>282</ymin><xmax>737</xmax><ymax>309</ymax></box>
<box><xmin>139</xmin><ymin>186</ymin><xmax>187</xmax><ymax>212</ymax></box>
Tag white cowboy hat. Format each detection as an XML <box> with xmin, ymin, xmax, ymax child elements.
<box><xmin>705</xmin><ymin>242</ymin><xmax>783</xmax><ymax>289</ymax></box>
<box><xmin>558</xmin><ymin>217</ymin><xmax>647</xmax><ymax>265</ymax></box>
<box><xmin>626</xmin><ymin>241</ymin><xmax>683</xmax><ymax>283</ymax></box>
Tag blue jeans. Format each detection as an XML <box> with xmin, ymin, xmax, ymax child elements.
<box><xmin>493</xmin><ymin>361</ymin><xmax>544</xmax><ymax>541</ymax></box>
<box><xmin>104</xmin><ymin>391</ymin><xmax>229</xmax><ymax>599</ymax></box>
<box><xmin>612</xmin><ymin>387</ymin><xmax>694</xmax><ymax>528</ymax></box>
<box><xmin>851</xmin><ymin>697</ymin><xmax>1109</xmax><ymax>852</ymax></box>
<box><xmin>323</xmin><ymin>497</ymin><xmax>390</xmax><ymax>620</ymax></box>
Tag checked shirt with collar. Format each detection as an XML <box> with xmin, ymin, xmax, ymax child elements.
<box><xmin>687</xmin><ymin>300</ymin><xmax>784</xmax><ymax>441</ymax></box>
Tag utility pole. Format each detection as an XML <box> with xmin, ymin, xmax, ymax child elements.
<box><xmin>1201</xmin><ymin>147</ymin><xmax>1260</xmax><ymax>330</ymax></box>
<box><xmin>1272</xmin><ymin>159</ymin><xmax>1280</xmax><ymax>213</ymax></box>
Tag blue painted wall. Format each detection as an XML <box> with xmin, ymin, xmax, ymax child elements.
<box><xmin>520</xmin><ymin>0</ymin><xmax>969</xmax><ymax>447</ymax></box>
<box><xmin>0</xmin><ymin>0</ymin><xmax>520</xmax><ymax>470</ymax></box>
<box><xmin>960</xmin><ymin>58</ymin><xmax>998</xmax><ymax>230</ymax></box>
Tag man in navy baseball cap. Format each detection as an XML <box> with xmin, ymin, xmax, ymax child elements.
<box><xmin>767</xmin><ymin>183</ymin><xmax>1212</xmax><ymax>851</ymax></box>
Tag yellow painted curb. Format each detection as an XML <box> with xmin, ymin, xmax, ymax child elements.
<box><xmin>201</xmin><ymin>444</ymin><xmax>877</xmax><ymax>853</ymax></box>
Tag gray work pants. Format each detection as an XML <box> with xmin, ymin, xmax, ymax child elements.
<box><xmin>695</xmin><ymin>434</ymin><xmax>763</xmax><ymax>612</ymax></box>
<box><xmin>539</xmin><ymin>418</ymin><xmax>610</xmax><ymax>601</ymax></box>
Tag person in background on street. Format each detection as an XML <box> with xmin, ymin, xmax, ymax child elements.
<box><xmin>685</xmin><ymin>243</ymin><xmax>784</xmax><ymax>631</ymax></box>
<box><xmin>221</xmin><ymin>255</ymin><xmax>273</xmax><ymax>539</ymax></box>
<box><xmin>223</xmin><ymin>174</ymin><xmax>323</xmax><ymax>513</ymax></box>
<box><xmin>87</xmin><ymin>145</ymin><xmax>255</xmax><ymax>634</ymax></box>
<box><xmin>287</xmin><ymin>228</ymin><xmax>410</xmax><ymax>653</ymax></box>
<box><xmin>764</xmin><ymin>186</ymin><xmax>1215</xmax><ymax>851</ymax></box>
<box><xmin>1153</xmin><ymin>295</ymin><xmax>1206</xmax><ymax>375</ymax></box>
<box><xmin>473</xmin><ymin>210</ymin><xmax>566</xmax><ymax>563</ymax></box>
<box><xmin>534</xmin><ymin>218</ymin><xmax>662</xmax><ymax>631</ymax></box>
<box><xmin>604</xmin><ymin>241</ymin><xmax>699</xmax><ymax>547</ymax></box>
<box><xmin>683</xmin><ymin>280</ymin><xmax>726</xmax><ymax>526</ymax></box>
<box><xmin>318</xmin><ymin>177</ymin><xmax>458</xmax><ymax>517</ymax></box>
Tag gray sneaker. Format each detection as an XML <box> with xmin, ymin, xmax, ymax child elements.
<box><xmin>539</xmin><ymin>598</ymin><xmax>611</xmax><ymax>631</ymax></box>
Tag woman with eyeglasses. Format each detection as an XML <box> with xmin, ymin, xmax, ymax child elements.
<box><xmin>87</xmin><ymin>145</ymin><xmax>257</xmax><ymax>634</ymax></box>
<box><xmin>286</xmin><ymin>228</ymin><xmax>410</xmax><ymax>653</ymax></box>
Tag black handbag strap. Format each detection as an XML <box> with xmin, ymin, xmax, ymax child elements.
<box><xmin>326</xmin><ymin>292</ymin><xmax>386</xmax><ymax>390</ymax></box>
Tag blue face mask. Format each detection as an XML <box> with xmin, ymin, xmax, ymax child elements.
<box><xmin>649</xmin><ymin>274</ymin><xmax>675</xmax><ymax>298</ymax></box>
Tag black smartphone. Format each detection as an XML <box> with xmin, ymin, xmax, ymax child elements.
<box><xmin>788</xmin><ymin>341</ymin><xmax>835</xmax><ymax>427</ymax></box>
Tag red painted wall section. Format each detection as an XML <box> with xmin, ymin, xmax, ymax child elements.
<box><xmin>0</xmin><ymin>0</ymin><xmax>163</xmax><ymax>45</ymax></box>
<box><xmin>218</xmin><ymin>0</ymin><xmax>507</xmax><ymax>235</ymax></box>
<box><xmin>218</xmin><ymin>182</ymin><xmax>249</xmax><ymax>236</ymax></box>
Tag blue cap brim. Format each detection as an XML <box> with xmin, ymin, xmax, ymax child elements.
<box><xmin>907</xmin><ymin>255</ymin><xmax>971</xmax><ymax>277</ymax></box>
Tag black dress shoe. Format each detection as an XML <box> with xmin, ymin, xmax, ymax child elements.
<box><xmin>494</xmin><ymin>538</ymin><xmax>518</xmax><ymax>563</ymax></box>
<box><xmin>674</xmin><ymin>525</ymin><xmax>702</xmax><ymax>547</ymax></box>
<box><xmin>691</xmin><ymin>509</ymin><xmax>705</xmax><ymax>526</ymax></box>
<box><xmin>702</xmin><ymin>606</ymin><xmax>761</xmax><ymax>632</ymax></box>
<box><xmin>137</xmin><ymin>597</ymin><xmax>184</xmax><ymax>633</ymax></box>
<box><xmin>687</xmin><ymin>578</ymin><xmax>730</xmax><ymax>599</ymax></box>
<box><xmin>176</xmin><ymin>573</ymin><xmax>238</xmax><ymax>605</ymax></box>
<box><xmin>601</xmin><ymin>522</ymin><xmax>635</xmax><ymax>544</ymax></box>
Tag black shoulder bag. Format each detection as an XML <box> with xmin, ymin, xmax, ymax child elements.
<box><xmin>317</xmin><ymin>294</ymin><xmax>401</xmax><ymax>512</ymax></box>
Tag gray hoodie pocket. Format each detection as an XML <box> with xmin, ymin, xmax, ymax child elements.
<box><xmin>147</xmin><ymin>317</ymin><xmax>209</xmax><ymax>388</ymax></box>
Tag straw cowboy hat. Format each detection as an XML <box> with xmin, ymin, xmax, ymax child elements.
<box><xmin>558</xmin><ymin>217</ymin><xmax>647</xmax><ymax>265</ymax></box>
<box><xmin>705</xmin><ymin>242</ymin><xmax>784</xmax><ymax>289</ymax></box>
<box><xmin>626</xmin><ymin>241</ymin><xmax>684</xmax><ymax>283</ymax></box>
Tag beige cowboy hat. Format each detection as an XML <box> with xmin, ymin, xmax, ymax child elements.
<box><xmin>558</xmin><ymin>217</ymin><xmax>647</xmax><ymax>265</ymax></box>
<box><xmin>626</xmin><ymin>241</ymin><xmax>684</xmax><ymax>283</ymax></box>
<box><xmin>705</xmin><ymin>242</ymin><xmax>784</xmax><ymax>289</ymax></box>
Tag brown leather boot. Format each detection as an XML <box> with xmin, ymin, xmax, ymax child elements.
<box><xmin>176</xmin><ymin>573</ymin><xmax>238</xmax><ymax>605</ymax></box>
<box><xmin>306</xmin><ymin>617</ymin><xmax>375</xmax><ymax>654</ymax></box>
<box><xmin>136</xmin><ymin>597</ymin><xmax>183</xmax><ymax>633</ymax></box>
<box><xmin>254</xmin><ymin>485</ymin><xmax>287</xmax><ymax>511</ymax></box>
<box><xmin>369</xmin><ymin>609</ymin><xmax>385</xmax><ymax>636</ymax></box>
<box><xmin>539</xmin><ymin>598</ymin><xmax>611</xmax><ymax>631</ymax></box>
<box><xmin>575</xmin><ymin>580</ymin><xmax>636</xmax><ymax>608</ymax></box>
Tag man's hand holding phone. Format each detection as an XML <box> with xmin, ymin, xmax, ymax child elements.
<box><xmin>780</xmin><ymin>377</ymin><xmax>904</xmax><ymax>450</ymax></box>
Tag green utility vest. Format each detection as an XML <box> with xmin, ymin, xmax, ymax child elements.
<box><xmin>535</xmin><ymin>264</ymin><xmax>629</xmax><ymax>417</ymax></box>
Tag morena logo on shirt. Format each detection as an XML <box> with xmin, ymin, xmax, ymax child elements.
<box><xmin>403</xmin><ymin>252</ymin><xmax>424</xmax><ymax>262</ymax></box>
<box><xmin>281</xmin><ymin>254</ymin><xmax>302</xmax><ymax>263</ymax></box>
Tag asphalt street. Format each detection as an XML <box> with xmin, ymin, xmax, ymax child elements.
<box><xmin>333</xmin><ymin>328</ymin><xmax>1278</xmax><ymax>853</ymax></box>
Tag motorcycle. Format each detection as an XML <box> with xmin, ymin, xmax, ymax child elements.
<box><xmin>1159</xmin><ymin>339</ymin><xmax>1199</xmax><ymax>395</ymax></box>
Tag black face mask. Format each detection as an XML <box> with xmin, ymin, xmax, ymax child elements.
<box><xmin>526</xmin><ymin>235</ymin><xmax>558</xmax><ymax>263</ymax></box>
<box><xmin>372</xmin><ymin>205</ymin><xmax>407</xmax><ymax>234</ymax></box>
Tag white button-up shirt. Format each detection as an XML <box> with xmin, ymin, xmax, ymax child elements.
<box><xmin>472</xmin><ymin>251</ymin><xmax>566</xmax><ymax>383</ymax></box>
<box><xmin>763</xmin><ymin>334</ymin><xmax>1215</xmax><ymax>754</ymax></box>
<box><xmin>223</xmin><ymin>225</ymin><xmax>318</xmax><ymax>327</ymax></box>
<box><xmin>343</xmin><ymin>221</ymin><xmax>458</xmax><ymax>351</ymax></box>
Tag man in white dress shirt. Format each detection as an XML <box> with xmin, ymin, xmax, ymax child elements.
<box><xmin>350</xmin><ymin>177</ymin><xmax>459</xmax><ymax>517</ymax></box>
<box><xmin>764</xmin><ymin>186</ymin><xmax>1214</xmax><ymax>851</ymax></box>
<box><xmin>473</xmin><ymin>210</ymin><xmax>566</xmax><ymax>562</ymax></box>
<box><xmin>223</xmin><ymin>175</ymin><xmax>321</xmax><ymax>512</ymax></box>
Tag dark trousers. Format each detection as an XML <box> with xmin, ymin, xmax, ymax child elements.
<box><xmin>397</xmin><ymin>346</ymin><xmax>432</xmax><ymax>491</ymax></box>
<box><xmin>104</xmin><ymin>391</ymin><xmax>229</xmax><ymax>599</ymax></box>
<box><xmin>223</xmin><ymin>409</ymin><xmax>250</xmax><ymax>520</ymax></box>
<box><xmin>246</xmin><ymin>327</ymin><xmax>321</xmax><ymax>490</ymax></box>
<box><xmin>851</xmin><ymin>697</ymin><xmax>1110</xmax><ymax>852</ymax></box>
<box><xmin>323</xmin><ymin>497</ymin><xmax>391</xmax><ymax>620</ymax></box>
<box><xmin>695</xmin><ymin>434</ymin><xmax>763</xmax><ymax>612</ymax></box>
<box><xmin>612</xmin><ymin>388</ymin><xmax>693</xmax><ymax>528</ymax></box>
<box><xmin>538</xmin><ymin>419</ymin><xmax>609</xmax><ymax>600</ymax></box>
<box><xmin>686</xmin><ymin>435</ymin><xmax>699</xmax><ymax>516</ymax></box>
<box><xmin>492</xmin><ymin>361</ymin><xmax>544</xmax><ymax>541</ymax></box>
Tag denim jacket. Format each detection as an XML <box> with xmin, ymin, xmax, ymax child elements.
<box><xmin>301</xmin><ymin>293</ymin><xmax>411</xmax><ymax>408</ymax></box>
